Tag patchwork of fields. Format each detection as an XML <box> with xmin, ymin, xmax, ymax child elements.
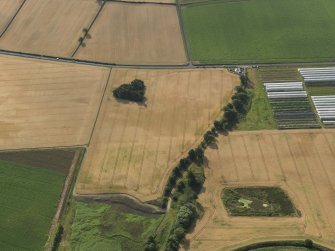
<box><xmin>185</xmin><ymin>130</ymin><xmax>335</xmax><ymax>250</ymax></box>
<box><xmin>0</xmin><ymin>55</ymin><xmax>109</xmax><ymax>149</ymax></box>
<box><xmin>75</xmin><ymin>68</ymin><xmax>239</xmax><ymax>201</ymax></box>
<box><xmin>2</xmin><ymin>0</ymin><xmax>335</xmax><ymax>249</ymax></box>
<box><xmin>0</xmin><ymin>150</ymin><xmax>76</xmax><ymax>251</ymax></box>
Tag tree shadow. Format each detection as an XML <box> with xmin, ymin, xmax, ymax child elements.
<box><xmin>114</xmin><ymin>96</ymin><xmax>148</xmax><ymax>108</ymax></box>
<box><xmin>181</xmin><ymin>239</ymin><xmax>190</xmax><ymax>250</ymax></box>
<box><xmin>208</xmin><ymin>141</ymin><xmax>218</xmax><ymax>149</ymax></box>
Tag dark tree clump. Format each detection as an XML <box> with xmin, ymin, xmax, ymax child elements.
<box><xmin>112</xmin><ymin>79</ymin><xmax>146</xmax><ymax>102</ymax></box>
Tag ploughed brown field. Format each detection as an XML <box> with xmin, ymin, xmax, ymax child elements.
<box><xmin>0</xmin><ymin>0</ymin><xmax>100</xmax><ymax>57</ymax></box>
<box><xmin>74</xmin><ymin>2</ymin><xmax>187</xmax><ymax>65</ymax></box>
<box><xmin>0</xmin><ymin>0</ymin><xmax>23</xmax><ymax>35</ymax></box>
<box><xmin>75</xmin><ymin>68</ymin><xmax>239</xmax><ymax>201</ymax></box>
<box><xmin>0</xmin><ymin>55</ymin><xmax>110</xmax><ymax>150</ymax></box>
<box><xmin>185</xmin><ymin>130</ymin><xmax>335</xmax><ymax>251</ymax></box>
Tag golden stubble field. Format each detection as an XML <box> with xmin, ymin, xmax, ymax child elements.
<box><xmin>75</xmin><ymin>68</ymin><xmax>239</xmax><ymax>201</ymax></box>
<box><xmin>75</xmin><ymin>2</ymin><xmax>187</xmax><ymax>65</ymax></box>
<box><xmin>0</xmin><ymin>0</ymin><xmax>100</xmax><ymax>57</ymax></box>
<box><xmin>0</xmin><ymin>55</ymin><xmax>110</xmax><ymax>150</ymax></box>
<box><xmin>185</xmin><ymin>130</ymin><xmax>335</xmax><ymax>251</ymax></box>
<box><xmin>0</xmin><ymin>0</ymin><xmax>23</xmax><ymax>35</ymax></box>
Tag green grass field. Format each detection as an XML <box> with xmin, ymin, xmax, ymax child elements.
<box><xmin>0</xmin><ymin>160</ymin><xmax>66</xmax><ymax>250</ymax></box>
<box><xmin>238</xmin><ymin>70</ymin><xmax>276</xmax><ymax>130</ymax></box>
<box><xmin>70</xmin><ymin>202</ymin><xmax>163</xmax><ymax>251</ymax></box>
<box><xmin>306</xmin><ymin>85</ymin><xmax>335</xmax><ymax>96</ymax></box>
<box><xmin>182</xmin><ymin>0</ymin><xmax>335</xmax><ymax>64</ymax></box>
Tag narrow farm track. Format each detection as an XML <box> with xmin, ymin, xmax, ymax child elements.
<box><xmin>185</xmin><ymin>129</ymin><xmax>335</xmax><ymax>251</ymax></box>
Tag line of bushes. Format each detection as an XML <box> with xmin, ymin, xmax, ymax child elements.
<box><xmin>51</xmin><ymin>225</ymin><xmax>64</xmax><ymax>251</ymax></box>
<box><xmin>144</xmin><ymin>73</ymin><xmax>252</xmax><ymax>251</ymax></box>
<box><xmin>233</xmin><ymin>239</ymin><xmax>334</xmax><ymax>251</ymax></box>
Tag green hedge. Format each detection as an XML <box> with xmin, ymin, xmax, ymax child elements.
<box><xmin>233</xmin><ymin>240</ymin><xmax>334</xmax><ymax>251</ymax></box>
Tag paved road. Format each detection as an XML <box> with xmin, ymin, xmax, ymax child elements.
<box><xmin>1</xmin><ymin>48</ymin><xmax>335</xmax><ymax>70</ymax></box>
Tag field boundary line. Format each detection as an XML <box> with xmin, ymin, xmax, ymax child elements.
<box><xmin>176</xmin><ymin>0</ymin><xmax>192</xmax><ymax>65</ymax></box>
<box><xmin>71</xmin><ymin>1</ymin><xmax>106</xmax><ymax>58</ymax></box>
<box><xmin>74</xmin><ymin>192</ymin><xmax>165</xmax><ymax>213</ymax></box>
<box><xmin>87</xmin><ymin>68</ymin><xmax>112</xmax><ymax>146</ymax></box>
<box><xmin>0</xmin><ymin>145</ymin><xmax>87</xmax><ymax>152</ymax></box>
<box><xmin>45</xmin><ymin>149</ymin><xmax>82</xmax><ymax>249</ymax></box>
<box><xmin>0</xmin><ymin>0</ymin><xmax>27</xmax><ymax>38</ymax></box>
<box><xmin>105</xmin><ymin>0</ymin><xmax>176</xmax><ymax>6</ymax></box>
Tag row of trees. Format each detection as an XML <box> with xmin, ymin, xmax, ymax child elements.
<box><xmin>145</xmin><ymin>74</ymin><xmax>251</xmax><ymax>251</ymax></box>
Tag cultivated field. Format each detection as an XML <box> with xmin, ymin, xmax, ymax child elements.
<box><xmin>75</xmin><ymin>2</ymin><xmax>187</xmax><ymax>65</ymax></box>
<box><xmin>75</xmin><ymin>68</ymin><xmax>239</xmax><ymax>201</ymax></box>
<box><xmin>0</xmin><ymin>0</ymin><xmax>100</xmax><ymax>57</ymax></box>
<box><xmin>0</xmin><ymin>0</ymin><xmax>23</xmax><ymax>35</ymax></box>
<box><xmin>0</xmin><ymin>149</ymin><xmax>76</xmax><ymax>251</ymax></box>
<box><xmin>0</xmin><ymin>55</ymin><xmax>110</xmax><ymax>149</ymax></box>
<box><xmin>182</xmin><ymin>0</ymin><xmax>335</xmax><ymax>64</ymax></box>
<box><xmin>186</xmin><ymin>130</ymin><xmax>335</xmax><ymax>250</ymax></box>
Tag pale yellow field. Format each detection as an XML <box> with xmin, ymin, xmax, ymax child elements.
<box><xmin>185</xmin><ymin>130</ymin><xmax>335</xmax><ymax>251</ymax></box>
<box><xmin>0</xmin><ymin>0</ymin><xmax>100</xmax><ymax>57</ymax></box>
<box><xmin>0</xmin><ymin>55</ymin><xmax>110</xmax><ymax>150</ymax></box>
<box><xmin>75</xmin><ymin>3</ymin><xmax>187</xmax><ymax>65</ymax></box>
<box><xmin>117</xmin><ymin>0</ymin><xmax>175</xmax><ymax>3</ymax></box>
<box><xmin>0</xmin><ymin>0</ymin><xmax>23</xmax><ymax>35</ymax></box>
<box><xmin>75</xmin><ymin>68</ymin><xmax>239</xmax><ymax>201</ymax></box>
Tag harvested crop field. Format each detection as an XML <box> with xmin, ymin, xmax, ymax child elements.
<box><xmin>75</xmin><ymin>68</ymin><xmax>239</xmax><ymax>201</ymax></box>
<box><xmin>0</xmin><ymin>55</ymin><xmax>110</xmax><ymax>150</ymax></box>
<box><xmin>185</xmin><ymin>130</ymin><xmax>335</xmax><ymax>250</ymax></box>
<box><xmin>0</xmin><ymin>156</ymin><xmax>74</xmax><ymax>251</ymax></box>
<box><xmin>0</xmin><ymin>0</ymin><xmax>100</xmax><ymax>57</ymax></box>
<box><xmin>0</xmin><ymin>0</ymin><xmax>23</xmax><ymax>35</ymax></box>
<box><xmin>75</xmin><ymin>2</ymin><xmax>187</xmax><ymax>65</ymax></box>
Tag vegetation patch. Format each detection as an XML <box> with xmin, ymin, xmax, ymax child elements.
<box><xmin>182</xmin><ymin>0</ymin><xmax>335</xmax><ymax>64</ymax></box>
<box><xmin>259</xmin><ymin>67</ymin><xmax>301</xmax><ymax>83</ymax></box>
<box><xmin>0</xmin><ymin>159</ymin><xmax>67</xmax><ymax>251</ymax></box>
<box><xmin>238</xmin><ymin>70</ymin><xmax>276</xmax><ymax>130</ymax></box>
<box><xmin>306</xmin><ymin>85</ymin><xmax>335</xmax><ymax>96</ymax></box>
<box><xmin>222</xmin><ymin>187</ymin><xmax>299</xmax><ymax>217</ymax></box>
<box><xmin>113</xmin><ymin>79</ymin><xmax>147</xmax><ymax>103</ymax></box>
<box><xmin>70</xmin><ymin>202</ymin><xmax>163</xmax><ymax>251</ymax></box>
